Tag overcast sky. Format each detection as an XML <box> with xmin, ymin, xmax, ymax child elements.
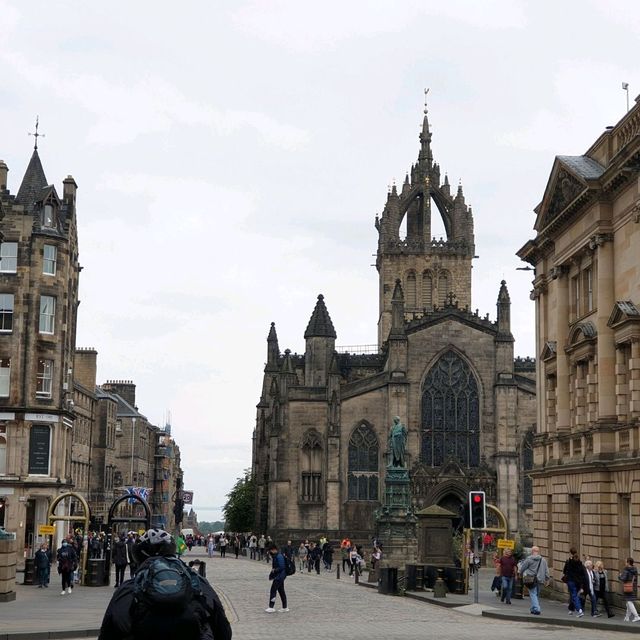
<box><xmin>1</xmin><ymin>1</ymin><xmax>638</xmax><ymax>523</ymax></box>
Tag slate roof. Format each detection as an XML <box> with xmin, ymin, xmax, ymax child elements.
<box><xmin>557</xmin><ymin>155</ymin><xmax>605</xmax><ymax>181</ymax></box>
<box><xmin>304</xmin><ymin>294</ymin><xmax>337</xmax><ymax>339</ymax></box>
<box><xmin>16</xmin><ymin>149</ymin><xmax>48</xmax><ymax>210</ymax></box>
<box><xmin>110</xmin><ymin>392</ymin><xmax>147</xmax><ymax>420</ymax></box>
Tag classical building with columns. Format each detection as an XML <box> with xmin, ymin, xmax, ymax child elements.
<box><xmin>518</xmin><ymin>95</ymin><xmax>640</xmax><ymax>578</ymax></box>
<box><xmin>253</xmin><ymin>104</ymin><xmax>536</xmax><ymax>543</ymax></box>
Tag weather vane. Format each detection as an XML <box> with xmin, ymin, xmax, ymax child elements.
<box><xmin>28</xmin><ymin>116</ymin><xmax>45</xmax><ymax>150</ymax></box>
<box><xmin>424</xmin><ymin>88</ymin><xmax>430</xmax><ymax>114</ymax></box>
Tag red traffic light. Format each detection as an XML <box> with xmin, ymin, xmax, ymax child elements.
<box><xmin>473</xmin><ymin>494</ymin><xmax>482</xmax><ymax>503</ymax></box>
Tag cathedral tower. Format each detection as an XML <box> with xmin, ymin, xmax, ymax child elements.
<box><xmin>375</xmin><ymin>99</ymin><xmax>475</xmax><ymax>346</ymax></box>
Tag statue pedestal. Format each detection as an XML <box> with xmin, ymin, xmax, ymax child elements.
<box><xmin>375</xmin><ymin>467</ymin><xmax>417</xmax><ymax>568</ymax></box>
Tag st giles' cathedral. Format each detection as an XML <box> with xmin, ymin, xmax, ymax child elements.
<box><xmin>252</xmin><ymin>102</ymin><xmax>536</xmax><ymax>542</ymax></box>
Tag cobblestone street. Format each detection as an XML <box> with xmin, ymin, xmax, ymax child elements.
<box><xmin>1</xmin><ymin>550</ymin><xmax>638</xmax><ymax>639</ymax></box>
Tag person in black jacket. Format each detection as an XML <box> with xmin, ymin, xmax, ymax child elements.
<box><xmin>98</xmin><ymin>528</ymin><xmax>232</xmax><ymax>640</ymax></box>
<box><xmin>562</xmin><ymin>548</ymin><xmax>585</xmax><ymax>617</ymax></box>
<box><xmin>34</xmin><ymin>543</ymin><xmax>52</xmax><ymax>588</ymax></box>
<box><xmin>112</xmin><ymin>533</ymin><xmax>128</xmax><ymax>587</ymax></box>
<box><xmin>265</xmin><ymin>543</ymin><xmax>288</xmax><ymax>613</ymax></box>
<box><xmin>56</xmin><ymin>540</ymin><xmax>78</xmax><ymax>595</ymax></box>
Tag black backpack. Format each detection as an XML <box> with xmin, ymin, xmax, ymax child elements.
<box><xmin>131</xmin><ymin>556</ymin><xmax>209</xmax><ymax>640</ymax></box>
<box><xmin>284</xmin><ymin>555</ymin><xmax>296</xmax><ymax>576</ymax></box>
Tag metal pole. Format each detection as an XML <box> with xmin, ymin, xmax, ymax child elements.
<box><xmin>130</xmin><ymin>417</ymin><xmax>136</xmax><ymax>485</ymax></box>
<box><xmin>473</xmin><ymin>530</ymin><xmax>479</xmax><ymax>604</ymax></box>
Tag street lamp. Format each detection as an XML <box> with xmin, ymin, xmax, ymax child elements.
<box><xmin>130</xmin><ymin>417</ymin><xmax>136</xmax><ymax>486</ymax></box>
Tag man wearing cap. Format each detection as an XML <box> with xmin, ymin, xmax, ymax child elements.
<box><xmin>98</xmin><ymin>528</ymin><xmax>231</xmax><ymax>640</ymax></box>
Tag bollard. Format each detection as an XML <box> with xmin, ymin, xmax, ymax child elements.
<box><xmin>336</xmin><ymin>564</ymin><xmax>340</xmax><ymax>579</ymax></box>
<box><xmin>355</xmin><ymin>567</ymin><xmax>359</xmax><ymax>584</ymax></box>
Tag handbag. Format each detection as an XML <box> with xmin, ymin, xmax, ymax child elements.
<box><xmin>623</xmin><ymin>581</ymin><xmax>634</xmax><ymax>594</ymax></box>
<box><xmin>523</xmin><ymin>574</ymin><xmax>537</xmax><ymax>586</ymax></box>
<box><xmin>561</xmin><ymin>574</ymin><xmax>568</xmax><ymax>583</ymax></box>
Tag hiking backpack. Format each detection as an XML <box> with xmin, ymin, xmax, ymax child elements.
<box><xmin>131</xmin><ymin>556</ymin><xmax>209</xmax><ymax>639</ymax></box>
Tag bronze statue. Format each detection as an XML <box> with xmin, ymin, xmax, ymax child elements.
<box><xmin>388</xmin><ymin>416</ymin><xmax>408</xmax><ymax>468</ymax></box>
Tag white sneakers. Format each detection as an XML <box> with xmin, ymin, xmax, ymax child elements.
<box><xmin>60</xmin><ymin>590</ymin><xmax>66</xmax><ymax>595</ymax></box>
<box><xmin>67</xmin><ymin>587</ymin><xmax>72</xmax><ymax>594</ymax></box>
<box><xmin>576</xmin><ymin>610</ymin><xmax>584</xmax><ymax>617</ymax></box>
<box><xmin>265</xmin><ymin>607</ymin><xmax>276</xmax><ymax>613</ymax></box>
<box><xmin>278</xmin><ymin>608</ymin><xmax>290</xmax><ymax>612</ymax></box>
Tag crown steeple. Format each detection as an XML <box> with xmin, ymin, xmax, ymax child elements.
<box><xmin>16</xmin><ymin>149</ymin><xmax>48</xmax><ymax>210</ymax></box>
<box><xmin>304</xmin><ymin>294</ymin><xmax>337</xmax><ymax>339</ymax></box>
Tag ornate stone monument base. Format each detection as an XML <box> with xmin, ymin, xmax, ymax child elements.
<box><xmin>376</xmin><ymin>467</ymin><xmax>417</xmax><ymax>567</ymax></box>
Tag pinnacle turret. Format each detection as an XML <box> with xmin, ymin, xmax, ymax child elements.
<box><xmin>304</xmin><ymin>295</ymin><xmax>337</xmax><ymax>339</ymax></box>
<box><xmin>16</xmin><ymin>149</ymin><xmax>48</xmax><ymax>210</ymax></box>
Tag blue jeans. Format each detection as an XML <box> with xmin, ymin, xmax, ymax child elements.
<box><xmin>501</xmin><ymin>576</ymin><xmax>514</xmax><ymax>602</ymax></box>
<box><xmin>529</xmin><ymin>583</ymin><xmax>540</xmax><ymax>613</ymax></box>
<box><xmin>568</xmin><ymin>580</ymin><xmax>583</xmax><ymax>612</ymax></box>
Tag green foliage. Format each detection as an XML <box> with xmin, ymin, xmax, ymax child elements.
<box><xmin>222</xmin><ymin>468</ymin><xmax>255</xmax><ymax>532</ymax></box>
<box><xmin>452</xmin><ymin>531</ymin><xmax>464</xmax><ymax>564</ymax></box>
<box><xmin>197</xmin><ymin>521</ymin><xmax>226</xmax><ymax>535</ymax></box>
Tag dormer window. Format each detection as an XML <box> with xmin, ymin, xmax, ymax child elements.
<box><xmin>42</xmin><ymin>204</ymin><xmax>55</xmax><ymax>228</ymax></box>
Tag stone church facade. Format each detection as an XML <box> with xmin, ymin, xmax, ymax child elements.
<box><xmin>253</xmin><ymin>105</ymin><xmax>536</xmax><ymax>542</ymax></box>
<box><xmin>518</xmin><ymin>95</ymin><xmax>640</xmax><ymax>582</ymax></box>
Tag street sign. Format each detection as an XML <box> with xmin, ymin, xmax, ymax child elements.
<box><xmin>497</xmin><ymin>538</ymin><xmax>515</xmax><ymax>550</ymax></box>
<box><xmin>38</xmin><ymin>524</ymin><xmax>55</xmax><ymax>535</ymax></box>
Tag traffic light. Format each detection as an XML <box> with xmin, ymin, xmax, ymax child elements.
<box><xmin>469</xmin><ymin>490</ymin><xmax>486</xmax><ymax>529</ymax></box>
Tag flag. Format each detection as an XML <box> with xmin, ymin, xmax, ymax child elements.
<box><xmin>126</xmin><ymin>487</ymin><xmax>152</xmax><ymax>504</ymax></box>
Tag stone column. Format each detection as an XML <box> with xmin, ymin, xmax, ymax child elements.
<box><xmin>555</xmin><ymin>267</ymin><xmax>571</xmax><ymax>431</ymax></box>
<box><xmin>0</xmin><ymin>537</ymin><xmax>17</xmax><ymax>602</ymax></box>
<box><xmin>630</xmin><ymin>340</ymin><xmax>640</xmax><ymax>418</ymax></box>
<box><xmin>616</xmin><ymin>345</ymin><xmax>629</xmax><ymax>422</ymax></box>
<box><xmin>596</xmin><ymin>236</ymin><xmax>616</xmax><ymax>421</ymax></box>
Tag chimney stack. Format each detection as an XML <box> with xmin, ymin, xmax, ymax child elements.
<box><xmin>0</xmin><ymin>160</ymin><xmax>8</xmax><ymax>191</ymax></box>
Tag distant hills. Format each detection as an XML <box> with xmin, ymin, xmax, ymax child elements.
<box><xmin>197</xmin><ymin>521</ymin><xmax>226</xmax><ymax>534</ymax></box>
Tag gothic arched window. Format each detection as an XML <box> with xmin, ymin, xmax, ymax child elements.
<box><xmin>437</xmin><ymin>271</ymin><xmax>450</xmax><ymax>307</ymax></box>
<box><xmin>422</xmin><ymin>271</ymin><xmax>433</xmax><ymax>308</ymax></box>
<box><xmin>421</xmin><ymin>350</ymin><xmax>480</xmax><ymax>467</ymax></box>
<box><xmin>301</xmin><ymin>430</ymin><xmax>322</xmax><ymax>502</ymax></box>
<box><xmin>406</xmin><ymin>272</ymin><xmax>417</xmax><ymax>308</ymax></box>
<box><xmin>347</xmin><ymin>424</ymin><xmax>379</xmax><ymax>501</ymax></box>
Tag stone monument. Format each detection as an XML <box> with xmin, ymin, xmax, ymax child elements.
<box><xmin>375</xmin><ymin>417</ymin><xmax>417</xmax><ymax>567</ymax></box>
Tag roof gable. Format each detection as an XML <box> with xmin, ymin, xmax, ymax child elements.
<box><xmin>534</xmin><ymin>156</ymin><xmax>604</xmax><ymax>232</ymax></box>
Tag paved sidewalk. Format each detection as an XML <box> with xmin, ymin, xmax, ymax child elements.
<box><xmin>0</xmin><ymin>552</ymin><xmax>638</xmax><ymax>640</ymax></box>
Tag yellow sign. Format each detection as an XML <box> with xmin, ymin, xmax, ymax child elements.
<box><xmin>38</xmin><ymin>525</ymin><xmax>55</xmax><ymax>535</ymax></box>
<box><xmin>497</xmin><ymin>538</ymin><xmax>515</xmax><ymax>550</ymax></box>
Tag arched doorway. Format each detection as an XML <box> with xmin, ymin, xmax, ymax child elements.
<box><xmin>437</xmin><ymin>492</ymin><xmax>465</xmax><ymax>533</ymax></box>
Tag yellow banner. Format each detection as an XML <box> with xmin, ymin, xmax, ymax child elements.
<box><xmin>496</xmin><ymin>538</ymin><xmax>515</xmax><ymax>549</ymax></box>
<box><xmin>38</xmin><ymin>525</ymin><xmax>55</xmax><ymax>535</ymax></box>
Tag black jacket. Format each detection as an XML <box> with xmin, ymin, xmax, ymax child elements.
<box><xmin>98</xmin><ymin>557</ymin><xmax>232</xmax><ymax>640</ymax></box>
<box><xmin>113</xmin><ymin>540</ymin><xmax>128</xmax><ymax>566</ymax></box>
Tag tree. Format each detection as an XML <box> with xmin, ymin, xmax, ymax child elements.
<box><xmin>223</xmin><ymin>469</ymin><xmax>255</xmax><ymax>532</ymax></box>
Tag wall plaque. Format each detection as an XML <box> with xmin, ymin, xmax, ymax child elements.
<box><xmin>28</xmin><ymin>425</ymin><xmax>51</xmax><ymax>475</ymax></box>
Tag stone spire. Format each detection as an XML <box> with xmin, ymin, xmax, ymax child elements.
<box><xmin>304</xmin><ymin>294</ymin><xmax>337</xmax><ymax>339</ymax></box>
<box><xmin>266</xmin><ymin>322</ymin><xmax>280</xmax><ymax>370</ymax></box>
<box><xmin>418</xmin><ymin>89</ymin><xmax>433</xmax><ymax>173</ymax></box>
<box><xmin>496</xmin><ymin>280</ymin><xmax>512</xmax><ymax>336</ymax></box>
<box><xmin>16</xmin><ymin>149</ymin><xmax>48</xmax><ymax>210</ymax></box>
<box><xmin>390</xmin><ymin>279</ymin><xmax>406</xmax><ymax>336</ymax></box>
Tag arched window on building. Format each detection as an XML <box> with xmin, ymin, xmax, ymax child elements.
<box><xmin>421</xmin><ymin>350</ymin><xmax>480</xmax><ymax>467</ymax></box>
<box><xmin>301</xmin><ymin>430</ymin><xmax>322</xmax><ymax>503</ymax></box>
<box><xmin>422</xmin><ymin>271</ymin><xmax>433</xmax><ymax>308</ymax></box>
<box><xmin>406</xmin><ymin>271</ymin><xmax>417</xmax><ymax>308</ymax></box>
<box><xmin>522</xmin><ymin>430</ymin><xmax>534</xmax><ymax>507</ymax></box>
<box><xmin>347</xmin><ymin>423</ymin><xmax>379</xmax><ymax>501</ymax></box>
<box><xmin>437</xmin><ymin>271</ymin><xmax>450</xmax><ymax>307</ymax></box>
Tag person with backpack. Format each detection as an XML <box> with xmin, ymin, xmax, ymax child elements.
<box><xmin>98</xmin><ymin>528</ymin><xmax>232</xmax><ymax>640</ymax></box>
<box><xmin>56</xmin><ymin>540</ymin><xmax>78</xmax><ymax>595</ymax></box>
<box><xmin>265</xmin><ymin>542</ymin><xmax>288</xmax><ymax>613</ymax></box>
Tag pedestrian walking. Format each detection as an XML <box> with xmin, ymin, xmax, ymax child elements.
<box><xmin>249</xmin><ymin>534</ymin><xmax>257</xmax><ymax>560</ymax></box>
<box><xmin>126</xmin><ymin>532</ymin><xmax>138</xmax><ymax>579</ymax></box>
<box><xmin>619</xmin><ymin>557</ymin><xmax>640</xmax><ymax>622</ymax></box>
<box><xmin>219</xmin><ymin>535</ymin><xmax>227</xmax><ymax>558</ymax></box>
<box><xmin>265</xmin><ymin>543</ymin><xmax>288</xmax><ymax>613</ymax></box>
<box><xmin>208</xmin><ymin>535</ymin><xmax>215</xmax><ymax>558</ymax></box>
<box><xmin>499</xmin><ymin>548</ymin><xmax>517</xmax><ymax>605</ymax></box>
<box><xmin>298</xmin><ymin>542</ymin><xmax>308</xmax><ymax>572</ymax></box>
<box><xmin>583</xmin><ymin>560</ymin><xmax>600</xmax><ymax>617</ymax></box>
<box><xmin>56</xmin><ymin>540</ymin><xmax>77</xmax><ymax>595</ymax></box>
<box><xmin>112</xmin><ymin>533</ymin><xmax>128</xmax><ymax>588</ymax></box>
<box><xmin>594</xmin><ymin>560</ymin><xmax>615</xmax><ymax>618</ymax></box>
<box><xmin>34</xmin><ymin>543</ymin><xmax>51</xmax><ymax>588</ymax></box>
<box><xmin>519</xmin><ymin>545</ymin><xmax>549</xmax><ymax>615</ymax></box>
<box><xmin>562</xmin><ymin>548</ymin><xmax>585</xmax><ymax>617</ymax></box>
<box><xmin>257</xmin><ymin>535</ymin><xmax>266</xmax><ymax>561</ymax></box>
<box><xmin>309</xmin><ymin>542</ymin><xmax>322</xmax><ymax>575</ymax></box>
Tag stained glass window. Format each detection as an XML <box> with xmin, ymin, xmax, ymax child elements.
<box><xmin>347</xmin><ymin>424</ymin><xmax>379</xmax><ymax>501</ymax></box>
<box><xmin>421</xmin><ymin>350</ymin><xmax>479</xmax><ymax>467</ymax></box>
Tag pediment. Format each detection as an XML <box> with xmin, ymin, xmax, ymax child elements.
<box><xmin>608</xmin><ymin>301</ymin><xmax>640</xmax><ymax>329</ymax></box>
<box><xmin>534</xmin><ymin>157</ymin><xmax>596</xmax><ymax>231</ymax></box>
<box><xmin>568</xmin><ymin>321</ymin><xmax>597</xmax><ymax>346</ymax></box>
<box><xmin>541</xmin><ymin>341</ymin><xmax>557</xmax><ymax>361</ymax></box>
<box><xmin>439</xmin><ymin>457</ymin><xmax>465</xmax><ymax>477</ymax></box>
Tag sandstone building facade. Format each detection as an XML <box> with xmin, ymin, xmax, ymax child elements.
<box><xmin>0</xmin><ymin>145</ymin><xmax>184</xmax><ymax>549</ymax></box>
<box><xmin>253</xmin><ymin>105</ymin><xmax>536</xmax><ymax>542</ymax></box>
<box><xmin>518</xmin><ymin>95</ymin><xmax>640</xmax><ymax>580</ymax></box>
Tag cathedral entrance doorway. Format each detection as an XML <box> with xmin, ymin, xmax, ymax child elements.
<box><xmin>437</xmin><ymin>492</ymin><xmax>465</xmax><ymax>532</ymax></box>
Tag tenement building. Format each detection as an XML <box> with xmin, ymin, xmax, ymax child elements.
<box><xmin>0</xmin><ymin>146</ymin><xmax>80</xmax><ymax>544</ymax></box>
<box><xmin>518</xmin><ymin>96</ymin><xmax>640</xmax><ymax>578</ymax></box>
<box><xmin>253</xmin><ymin>104</ymin><xmax>536</xmax><ymax>542</ymax></box>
